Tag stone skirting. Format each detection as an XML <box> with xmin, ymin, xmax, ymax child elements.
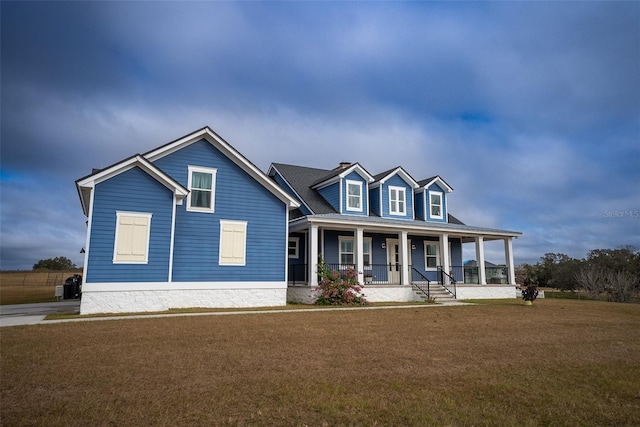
<box><xmin>80</xmin><ymin>288</ymin><xmax>286</xmax><ymax>315</ymax></box>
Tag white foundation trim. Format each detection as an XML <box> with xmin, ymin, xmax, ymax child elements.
<box><xmin>83</xmin><ymin>281</ymin><xmax>287</xmax><ymax>292</ymax></box>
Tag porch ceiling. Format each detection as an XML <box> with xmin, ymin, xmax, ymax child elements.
<box><xmin>290</xmin><ymin>214</ymin><xmax>521</xmax><ymax>240</ymax></box>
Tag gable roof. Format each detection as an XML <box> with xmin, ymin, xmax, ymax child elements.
<box><xmin>416</xmin><ymin>175</ymin><xmax>454</xmax><ymax>193</ymax></box>
<box><xmin>310</xmin><ymin>162</ymin><xmax>375</xmax><ymax>189</ymax></box>
<box><xmin>75</xmin><ymin>154</ymin><xmax>189</xmax><ymax>216</ymax></box>
<box><xmin>269</xmin><ymin>163</ymin><xmax>336</xmax><ymax>214</ymax></box>
<box><xmin>370</xmin><ymin>166</ymin><xmax>419</xmax><ymax>189</ymax></box>
<box><xmin>144</xmin><ymin>126</ymin><xmax>299</xmax><ymax>209</ymax></box>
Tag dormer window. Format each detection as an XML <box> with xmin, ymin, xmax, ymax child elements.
<box><xmin>429</xmin><ymin>191</ymin><xmax>443</xmax><ymax>219</ymax></box>
<box><xmin>389</xmin><ymin>186</ymin><xmax>406</xmax><ymax>215</ymax></box>
<box><xmin>346</xmin><ymin>180</ymin><xmax>362</xmax><ymax>212</ymax></box>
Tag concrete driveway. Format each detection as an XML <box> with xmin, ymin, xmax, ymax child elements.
<box><xmin>0</xmin><ymin>300</ymin><xmax>80</xmax><ymax>327</ymax></box>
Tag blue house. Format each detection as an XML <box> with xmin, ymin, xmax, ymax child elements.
<box><xmin>76</xmin><ymin>127</ymin><xmax>299</xmax><ymax>314</ymax></box>
<box><xmin>268</xmin><ymin>162</ymin><xmax>522</xmax><ymax>302</ymax></box>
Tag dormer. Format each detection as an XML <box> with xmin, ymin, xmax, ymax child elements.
<box><xmin>415</xmin><ymin>176</ymin><xmax>453</xmax><ymax>223</ymax></box>
<box><xmin>369</xmin><ymin>167</ymin><xmax>419</xmax><ymax>220</ymax></box>
<box><xmin>311</xmin><ymin>163</ymin><xmax>374</xmax><ymax>216</ymax></box>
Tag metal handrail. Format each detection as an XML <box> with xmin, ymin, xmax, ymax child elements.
<box><xmin>410</xmin><ymin>267</ymin><xmax>430</xmax><ymax>299</ymax></box>
<box><xmin>437</xmin><ymin>267</ymin><xmax>457</xmax><ymax>298</ymax></box>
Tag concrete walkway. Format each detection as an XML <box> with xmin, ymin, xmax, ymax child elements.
<box><xmin>1</xmin><ymin>300</ymin><xmax>470</xmax><ymax>327</ymax></box>
<box><xmin>0</xmin><ymin>301</ymin><xmax>80</xmax><ymax>327</ymax></box>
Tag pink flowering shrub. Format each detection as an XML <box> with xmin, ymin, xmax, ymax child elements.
<box><xmin>315</xmin><ymin>256</ymin><xmax>368</xmax><ymax>306</ymax></box>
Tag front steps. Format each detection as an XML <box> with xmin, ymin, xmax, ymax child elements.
<box><xmin>412</xmin><ymin>282</ymin><xmax>456</xmax><ymax>302</ymax></box>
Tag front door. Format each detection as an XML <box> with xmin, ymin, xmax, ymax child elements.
<box><xmin>387</xmin><ymin>240</ymin><xmax>401</xmax><ymax>284</ymax></box>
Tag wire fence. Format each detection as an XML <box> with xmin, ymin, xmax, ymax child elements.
<box><xmin>0</xmin><ymin>270</ymin><xmax>83</xmax><ymax>287</ymax></box>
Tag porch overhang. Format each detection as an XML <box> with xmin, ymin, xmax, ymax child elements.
<box><xmin>289</xmin><ymin>214</ymin><xmax>521</xmax><ymax>241</ymax></box>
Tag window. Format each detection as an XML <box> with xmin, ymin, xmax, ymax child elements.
<box><xmin>346</xmin><ymin>180</ymin><xmax>362</xmax><ymax>212</ymax></box>
<box><xmin>113</xmin><ymin>212</ymin><xmax>152</xmax><ymax>264</ymax></box>
<box><xmin>187</xmin><ymin>166</ymin><xmax>217</xmax><ymax>212</ymax></box>
<box><xmin>339</xmin><ymin>237</ymin><xmax>355</xmax><ymax>266</ymax></box>
<box><xmin>424</xmin><ymin>242</ymin><xmax>440</xmax><ymax>270</ymax></box>
<box><xmin>389</xmin><ymin>186</ymin><xmax>406</xmax><ymax>215</ymax></box>
<box><xmin>429</xmin><ymin>191</ymin><xmax>443</xmax><ymax>219</ymax></box>
<box><xmin>288</xmin><ymin>237</ymin><xmax>299</xmax><ymax>258</ymax></box>
<box><xmin>219</xmin><ymin>220</ymin><xmax>247</xmax><ymax>265</ymax></box>
<box><xmin>363</xmin><ymin>238</ymin><xmax>372</xmax><ymax>269</ymax></box>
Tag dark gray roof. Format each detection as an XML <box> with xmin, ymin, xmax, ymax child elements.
<box><xmin>270</xmin><ymin>163</ymin><xmax>337</xmax><ymax>214</ymax></box>
<box><xmin>372</xmin><ymin>166</ymin><xmax>401</xmax><ymax>182</ymax></box>
<box><xmin>417</xmin><ymin>176</ymin><xmax>437</xmax><ymax>187</ymax></box>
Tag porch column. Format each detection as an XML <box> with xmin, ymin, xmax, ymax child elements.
<box><xmin>504</xmin><ymin>238</ymin><xmax>516</xmax><ymax>285</ymax></box>
<box><xmin>476</xmin><ymin>236</ymin><xmax>487</xmax><ymax>285</ymax></box>
<box><xmin>309</xmin><ymin>224</ymin><xmax>319</xmax><ymax>287</ymax></box>
<box><xmin>400</xmin><ymin>230</ymin><xmax>409</xmax><ymax>285</ymax></box>
<box><xmin>440</xmin><ymin>233</ymin><xmax>450</xmax><ymax>285</ymax></box>
<box><xmin>355</xmin><ymin>227</ymin><xmax>364</xmax><ymax>284</ymax></box>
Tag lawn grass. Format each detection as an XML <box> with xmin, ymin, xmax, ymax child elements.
<box><xmin>0</xmin><ymin>285</ymin><xmax>58</xmax><ymax>305</ymax></box>
<box><xmin>2</xmin><ymin>299</ymin><xmax>640</xmax><ymax>426</ymax></box>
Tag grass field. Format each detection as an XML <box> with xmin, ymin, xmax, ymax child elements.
<box><xmin>2</xmin><ymin>299</ymin><xmax>639</xmax><ymax>426</ymax></box>
<box><xmin>0</xmin><ymin>285</ymin><xmax>58</xmax><ymax>305</ymax></box>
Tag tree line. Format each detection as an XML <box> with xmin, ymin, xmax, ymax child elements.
<box><xmin>516</xmin><ymin>246</ymin><xmax>640</xmax><ymax>303</ymax></box>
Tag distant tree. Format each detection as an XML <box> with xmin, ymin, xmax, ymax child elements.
<box><xmin>33</xmin><ymin>256</ymin><xmax>76</xmax><ymax>270</ymax></box>
<box><xmin>536</xmin><ymin>253</ymin><xmax>581</xmax><ymax>290</ymax></box>
<box><xmin>587</xmin><ymin>246</ymin><xmax>640</xmax><ymax>277</ymax></box>
<box><xmin>575</xmin><ymin>265</ymin><xmax>606</xmax><ymax>299</ymax></box>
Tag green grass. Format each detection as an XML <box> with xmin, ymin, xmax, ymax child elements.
<box><xmin>2</xmin><ymin>299</ymin><xmax>639</xmax><ymax>426</ymax></box>
<box><xmin>0</xmin><ymin>285</ymin><xmax>58</xmax><ymax>305</ymax></box>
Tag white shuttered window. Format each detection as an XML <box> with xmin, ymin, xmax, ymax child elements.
<box><xmin>113</xmin><ymin>212</ymin><xmax>152</xmax><ymax>264</ymax></box>
<box><xmin>219</xmin><ymin>220</ymin><xmax>247</xmax><ymax>266</ymax></box>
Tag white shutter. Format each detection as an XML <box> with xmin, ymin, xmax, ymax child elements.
<box><xmin>114</xmin><ymin>212</ymin><xmax>151</xmax><ymax>263</ymax></box>
<box><xmin>219</xmin><ymin>220</ymin><xmax>247</xmax><ymax>265</ymax></box>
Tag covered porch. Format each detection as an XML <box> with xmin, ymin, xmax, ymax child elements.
<box><xmin>286</xmin><ymin>214</ymin><xmax>521</xmax><ymax>302</ymax></box>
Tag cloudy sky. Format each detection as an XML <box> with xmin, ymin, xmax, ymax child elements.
<box><xmin>1</xmin><ymin>1</ymin><xmax>639</xmax><ymax>270</ymax></box>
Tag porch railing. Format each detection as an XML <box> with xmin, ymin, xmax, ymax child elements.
<box><xmin>288</xmin><ymin>264</ymin><xmax>308</xmax><ymax>285</ymax></box>
<box><xmin>324</xmin><ymin>264</ymin><xmax>404</xmax><ymax>285</ymax></box>
<box><xmin>410</xmin><ymin>267</ymin><xmax>430</xmax><ymax>299</ymax></box>
<box><xmin>437</xmin><ymin>267</ymin><xmax>457</xmax><ymax>298</ymax></box>
<box><xmin>451</xmin><ymin>265</ymin><xmax>510</xmax><ymax>284</ymax></box>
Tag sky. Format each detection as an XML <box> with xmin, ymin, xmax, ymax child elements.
<box><xmin>1</xmin><ymin>1</ymin><xmax>639</xmax><ymax>270</ymax></box>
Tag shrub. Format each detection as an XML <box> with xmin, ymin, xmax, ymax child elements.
<box><xmin>315</xmin><ymin>256</ymin><xmax>368</xmax><ymax>306</ymax></box>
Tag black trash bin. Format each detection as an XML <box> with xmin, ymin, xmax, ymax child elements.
<box><xmin>63</xmin><ymin>274</ymin><xmax>82</xmax><ymax>299</ymax></box>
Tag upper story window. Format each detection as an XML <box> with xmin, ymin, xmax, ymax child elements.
<box><xmin>389</xmin><ymin>186</ymin><xmax>406</xmax><ymax>215</ymax></box>
<box><xmin>429</xmin><ymin>191</ymin><xmax>443</xmax><ymax>219</ymax></box>
<box><xmin>187</xmin><ymin>166</ymin><xmax>217</xmax><ymax>212</ymax></box>
<box><xmin>346</xmin><ymin>180</ymin><xmax>363</xmax><ymax>212</ymax></box>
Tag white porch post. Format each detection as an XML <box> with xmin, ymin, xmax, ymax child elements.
<box><xmin>504</xmin><ymin>238</ymin><xmax>516</xmax><ymax>285</ymax></box>
<box><xmin>400</xmin><ymin>230</ymin><xmax>409</xmax><ymax>285</ymax></box>
<box><xmin>440</xmin><ymin>233</ymin><xmax>450</xmax><ymax>285</ymax></box>
<box><xmin>309</xmin><ymin>224</ymin><xmax>319</xmax><ymax>287</ymax></box>
<box><xmin>355</xmin><ymin>227</ymin><xmax>364</xmax><ymax>284</ymax></box>
<box><xmin>476</xmin><ymin>236</ymin><xmax>487</xmax><ymax>285</ymax></box>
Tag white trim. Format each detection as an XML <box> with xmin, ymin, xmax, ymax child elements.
<box><xmin>268</xmin><ymin>165</ymin><xmax>314</xmax><ymax>214</ymax></box>
<box><xmin>370</xmin><ymin>167</ymin><xmax>419</xmax><ymax>189</ymax></box>
<box><xmin>345</xmin><ymin>180</ymin><xmax>363</xmax><ymax>212</ymax></box>
<box><xmin>418</xmin><ymin>176</ymin><xmax>453</xmax><ymax>193</ymax></box>
<box><xmin>186</xmin><ymin>165</ymin><xmax>217</xmax><ymax>213</ymax></box>
<box><xmin>389</xmin><ymin>186</ymin><xmax>406</xmax><ymax>215</ymax></box>
<box><xmin>144</xmin><ymin>127</ymin><xmax>299</xmax><ymax>209</ymax></box>
<box><xmin>338</xmin><ymin>235</ymin><xmax>356</xmax><ymax>266</ymax></box>
<box><xmin>82</xmin><ymin>281</ymin><xmax>288</xmax><ymax>292</ymax></box>
<box><xmin>82</xmin><ymin>187</ymin><xmax>95</xmax><ymax>276</ymax></box>
<box><xmin>429</xmin><ymin>190</ymin><xmax>444</xmax><ymax>220</ymax></box>
<box><xmin>168</xmin><ymin>195</ymin><xmax>177</xmax><ymax>282</ymax></box>
<box><xmin>76</xmin><ymin>155</ymin><xmax>188</xmax><ymax>216</ymax></box>
<box><xmin>363</xmin><ymin>237</ymin><xmax>373</xmax><ymax>270</ymax></box>
<box><xmin>288</xmin><ymin>237</ymin><xmax>300</xmax><ymax>258</ymax></box>
<box><xmin>219</xmin><ymin>220</ymin><xmax>247</xmax><ymax>266</ymax></box>
<box><xmin>424</xmin><ymin>241</ymin><xmax>440</xmax><ymax>271</ymax></box>
<box><xmin>113</xmin><ymin>211</ymin><xmax>153</xmax><ymax>264</ymax></box>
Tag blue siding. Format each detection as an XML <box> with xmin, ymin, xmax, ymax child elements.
<box><xmin>415</xmin><ymin>191</ymin><xmax>425</xmax><ymax>220</ymax></box>
<box><xmin>340</xmin><ymin>171</ymin><xmax>368</xmax><ymax>215</ymax></box>
<box><xmin>272</xmin><ymin>172</ymin><xmax>312</xmax><ymax>215</ymax></box>
<box><xmin>380</xmin><ymin>175</ymin><xmax>413</xmax><ymax>220</ymax></box>
<box><xmin>369</xmin><ymin>187</ymin><xmax>381</xmax><ymax>216</ymax></box>
<box><xmin>426</xmin><ymin>183</ymin><xmax>448</xmax><ymax>223</ymax></box>
<box><xmin>87</xmin><ymin>166</ymin><xmax>173</xmax><ymax>283</ymax></box>
<box><xmin>153</xmin><ymin>139</ymin><xmax>287</xmax><ymax>282</ymax></box>
<box><xmin>317</xmin><ymin>182</ymin><xmax>340</xmax><ymax>212</ymax></box>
